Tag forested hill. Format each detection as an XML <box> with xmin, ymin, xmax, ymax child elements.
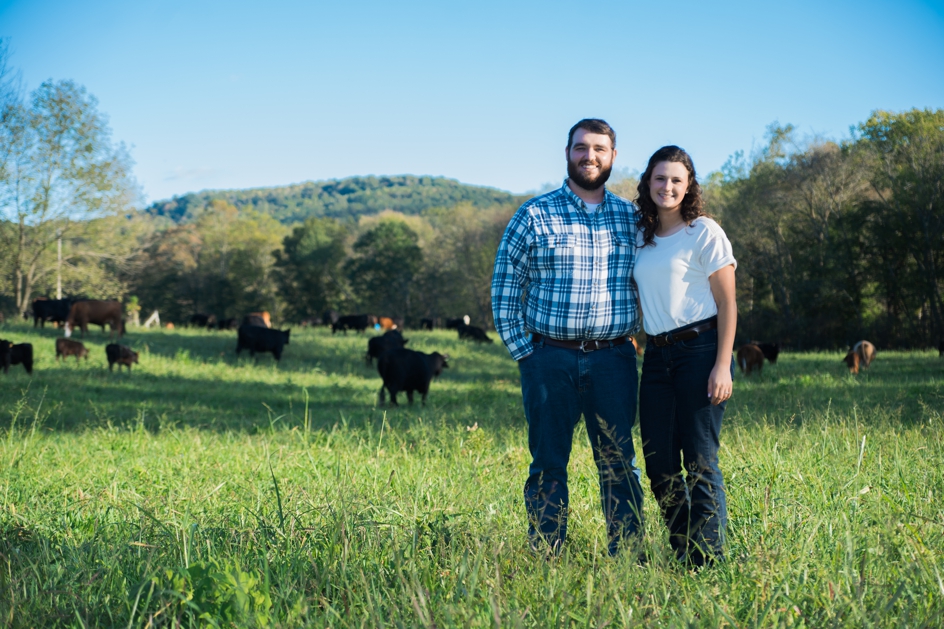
<box><xmin>145</xmin><ymin>175</ymin><xmax>520</xmax><ymax>224</ymax></box>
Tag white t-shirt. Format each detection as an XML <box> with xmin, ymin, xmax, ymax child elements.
<box><xmin>632</xmin><ymin>217</ymin><xmax>736</xmax><ymax>336</ymax></box>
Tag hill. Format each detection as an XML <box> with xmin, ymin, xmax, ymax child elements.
<box><xmin>145</xmin><ymin>175</ymin><xmax>520</xmax><ymax>224</ymax></box>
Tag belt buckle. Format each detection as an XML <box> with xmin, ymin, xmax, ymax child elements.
<box><xmin>579</xmin><ymin>340</ymin><xmax>598</xmax><ymax>353</ymax></box>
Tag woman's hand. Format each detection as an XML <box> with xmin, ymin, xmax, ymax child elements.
<box><xmin>708</xmin><ymin>362</ymin><xmax>732</xmax><ymax>405</ymax></box>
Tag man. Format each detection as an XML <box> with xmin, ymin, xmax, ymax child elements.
<box><xmin>491</xmin><ymin>119</ymin><xmax>644</xmax><ymax>556</ymax></box>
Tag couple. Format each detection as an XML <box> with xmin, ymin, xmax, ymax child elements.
<box><xmin>491</xmin><ymin>118</ymin><xmax>737</xmax><ymax>567</ymax></box>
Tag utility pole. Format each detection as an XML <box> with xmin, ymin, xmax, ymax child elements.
<box><xmin>56</xmin><ymin>228</ymin><xmax>62</xmax><ymax>300</ymax></box>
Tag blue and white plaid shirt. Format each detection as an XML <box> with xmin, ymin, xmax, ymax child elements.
<box><xmin>491</xmin><ymin>180</ymin><xmax>641</xmax><ymax>361</ymax></box>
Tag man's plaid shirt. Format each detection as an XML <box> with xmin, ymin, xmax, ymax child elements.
<box><xmin>491</xmin><ymin>180</ymin><xmax>641</xmax><ymax>361</ymax></box>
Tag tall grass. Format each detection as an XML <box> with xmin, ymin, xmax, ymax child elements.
<box><xmin>0</xmin><ymin>321</ymin><xmax>942</xmax><ymax>627</ymax></box>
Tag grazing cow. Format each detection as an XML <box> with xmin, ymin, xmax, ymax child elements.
<box><xmin>377</xmin><ymin>348</ymin><xmax>449</xmax><ymax>406</ymax></box>
<box><xmin>737</xmin><ymin>344</ymin><xmax>765</xmax><ymax>375</ymax></box>
<box><xmin>106</xmin><ymin>344</ymin><xmax>138</xmax><ymax>372</ymax></box>
<box><xmin>332</xmin><ymin>314</ymin><xmax>370</xmax><ymax>334</ymax></box>
<box><xmin>9</xmin><ymin>343</ymin><xmax>33</xmax><ymax>375</ymax></box>
<box><xmin>629</xmin><ymin>336</ymin><xmax>645</xmax><ymax>356</ymax></box>
<box><xmin>419</xmin><ymin>317</ymin><xmax>440</xmax><ymax>331</ymax></box>
<box><xmin>753</xmin><ymin>342</ymin><xmax>781</xmax><ymax>364</ymax></box>
<box><xmin>457</xmin><ymin>324</ymin><xmax>493</xmax><ymax>343</ymax></box>
<box><xmin>56</xmin><ymin>338</ymin><xmax>89</xmax><ymax>363</ymax></box>
<box><xmin>217</xmin><ymin>317</ymin><xmax>238</xmax><ymax>330</ymax></box>
<box><xmin>366</xmin><ymin>330</ymin><xmax>408</xmax><ymax>366</ymax></box>
<box><xmin>236</xmin><ymin>324</ymin><xmax>291</xmax><ymax>362</ymax></box>
<box><xmin>32</xmin><ymin>298</ymin><xmax>73</xmax><ymax>328</ymax></box>
<box><xmin>65</xmin><ymin>300</ymin><xmax>123</xmax><ymax>339</ymax></box>
<box><xmin>322</xmin><ymin>309</ymin><xmax>339</xmax><ymax>327</ymax></box>
<box><xmin>843</xmin><ymin>340</ymin><xmax>876</xmax><ymax>374</ymax></box>
<box><xmin>445</xmin><ymin>316</ymin><xmax>471</xmax><ymax>329</ymax></box>
<box><xmin>0</xmin><ymin>341</ymin><xmax>9</xmax><ymax>374</ymax></box>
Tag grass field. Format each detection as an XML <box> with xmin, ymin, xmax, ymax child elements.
<box><xmin>0</xmin><ymin>321</ymin><xmax>942</xmax><ymax>627</ymax></box>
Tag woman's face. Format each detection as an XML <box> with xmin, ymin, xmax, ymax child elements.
<box><xmin>649</xmin><ymin>161</ymin><xmax>690</xmax><ymax>213</ymax></box>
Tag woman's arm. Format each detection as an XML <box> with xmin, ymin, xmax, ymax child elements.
<box><xmin>707</xmin><ymin>264</ymin><xmax>737</xmax><ymax>405</ymax></box>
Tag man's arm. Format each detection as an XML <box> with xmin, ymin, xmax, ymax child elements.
<box><xmin>491</xmin><ymin>208</ymin><xmax>533</xmax><ymax>361</ymax></box>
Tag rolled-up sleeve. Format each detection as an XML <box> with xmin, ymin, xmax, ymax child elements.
<box><xmin>491</xmin><ymin>207</ymin><xmax>533</xmax><ymax>361</ymax></box>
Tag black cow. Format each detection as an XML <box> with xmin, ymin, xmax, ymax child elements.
<box><xmin>366</xmin><ymin>330</ymin><xmax>408</xmax><ymax>366</ymax></box>
<box><xmin>106</xmin><ymin>344</ymin><xmax>138</xmax><ymax>372</ymax></box>
<box><xmin>377</xmin><ymin>348</ymin><xmax>449</xmax><ymax>406</ymax></box>
<box><xmin>322</xmin><ymin>309</ymin><xmax>340</xmax><ymax>327</ymax></box>
<box><xmin>8</xmin><ymin>343</ymin><xmax>33</xmax><ymax>375</ymax></box>
<box><xmin>31</xmin><ymin>298</ymin><xmax>73</xmax><ymax>328</ymax></box>
<box><xmin>754</xmin><ymin>342</ymin><xmax>780</xmax><ymax>364</ymax></box>
<box><xmin>445</xmin><ymin>316</ymin><xmax>470</xmax><ymax>329</ymax></box>
<box><xmin>189</xmin><ymin>313</ymin><xmax>216</xmax><ymax>328</ymax></box>
<box><xmin>0</xmin><ymin>340</ymin><xmax>11</xmax><ymax>374</ymax></box>
<box><xmin>217</xmin><ymin>317</ymin><xmax>238</xmax><ymax>330</ymax></box>
<box><xmin>236</xmin><ymin>324</ymin><xmax>291</xmax><ymax>362</ymax></box>
<box><xmin>457</xmin><ymin>324</ymin><xmax>493</xmax><ymax>343</ymax></box>
<box><xmin>332</xmin><ymin>314</ymin><xmax>370</xmax><ymax>335</ymax></box>
<box><xmin>419</xmin><ymin>317</ymin><xmax>439</xmax><ymax>331</ymax></box>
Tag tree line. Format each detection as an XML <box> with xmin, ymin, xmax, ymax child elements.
<box><xmin>1</xmin><ymin>45</ymin><xmax>940</xmax><ymax>346</ymax></box>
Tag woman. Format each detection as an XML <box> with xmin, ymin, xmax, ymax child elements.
<box><xmin>632</xmin><ymin>145</ymin><xmax>737</xmax><ymax>567</ymax></box>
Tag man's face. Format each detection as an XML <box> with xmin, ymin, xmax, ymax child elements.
<box><xmin>566</xmin><ymin>129</ymin><xmax>616</xmax><ymax>191</ymax></box>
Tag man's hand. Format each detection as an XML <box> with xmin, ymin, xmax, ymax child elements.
<box><xmin>708</xmin><ymin>362</ymin><xmax>732</xmax><ymax>405</ymax></box>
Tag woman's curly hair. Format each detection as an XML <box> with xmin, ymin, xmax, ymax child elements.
<box><xmin>636</xmin><ymin>145</ymin><xmax>708</xmax><ymax>247</ymax></box>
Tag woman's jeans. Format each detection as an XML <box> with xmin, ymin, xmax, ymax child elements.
<box><xmin>639</xmin><ymin>327</ymin><xmax>733</xmax><ymax>565</ymax></box>
<box><xmin>518</xmin><ymin>339</ymin><xmax>644</xmax><ymax>556</ymax></box>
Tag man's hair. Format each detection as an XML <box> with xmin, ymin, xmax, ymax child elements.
<box><xmin>567</xmin><ymin>119</ymin><xmax>616</xmax><ymax>150</ymax></box>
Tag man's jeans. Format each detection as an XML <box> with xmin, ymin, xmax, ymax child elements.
<box><xmin>639</xmin><ymin>327</ymin><xmax>732</xmax><ymax>565</ymax></box>
<box><xmin>518</xmin><ymin>338</ymin><xmax>644</xmax><ymax>555</ymax></box>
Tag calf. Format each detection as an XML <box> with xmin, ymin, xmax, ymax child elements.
<box><xmin>843</xmin><ymin>340</ymin><xmax>876</xmax><ymax>374</ymax></box>
<box><xmin>189</xmin><ymin>313</ymin><xmax>216</xmax><ymax>328</ymax></box>
<box><xmin>106</xmin><ymin>344</ymin><xmax>138</xmax><ymax>372</ymax></box>
<box><xmin>419</xmin><ymin>317</ymin><xmax>439</xmax><ymax>331</ymax></box>
<box><xmin>332</xmin><ymin>314</ymin><xmax>370</xmax><ymax>334</ymax></box>
<box><xmin>366</xmin><ymin>330</ymin><xmax>408</xmax><ymax>366</ymax></box>
<box><xmin>737</xmin><ymin>344</ymin><xmax>765</xmax><ymax>375</ymax></box>
<box><xmin>217</xmin><ymin>317</ymin><xmax>238</xmax><ymax>330</ymax></box>
<box><xmin>9</xmin><ymin>344</ymin><xmax>33</xmax><ymax>375</ymax></box>
<box><xmin>236</xmin><ymin>324</ymin><xmax>291</xmax><ymax>362</ymax></box>
<box><xmin>377</xmin><ymin>348</ymin><xmax>449</xmax><ymax>406</ymax></box>
<box><xmin>457</xmin><ymin>324</ymin><xmax>493</xmax><ymax>343</ymax></box>
<box><xmin>56</xmin><ymin>338</ymin><xmax>89</xmax><ymax>363</ymax></box>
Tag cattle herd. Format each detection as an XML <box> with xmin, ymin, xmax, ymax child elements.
<box><xmin>5</xmin><ymin>298</ymin><xmax>943</xmax><ymax>399</ymax></box>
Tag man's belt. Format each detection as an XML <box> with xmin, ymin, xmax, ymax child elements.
<box><xmin>648</xmin><ymin>319</ymin><xmax>717</xmax><ymax>348</ymax></box>
<box><xmin>531</xmin><ymin>333</ymin><xmax>629</xmax><ymax>353</ymax></box>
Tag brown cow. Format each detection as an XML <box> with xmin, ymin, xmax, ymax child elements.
<box><xmin>247</xmin><ymin>311</ymin><xmax>271</xmax><ymax>327</ymax></box>
<box><xmin>106</xmin><ymin>344</ymin><xmax>138</xmax><ymax>372</ymax></box>
<box><xmin>378</xmin><ymin>317</ymin><xmax>397</xmax><ymax>330</ymax></box>
<box><xmin>629</xmin><ymin>334</ymin><xmax>646</xmax><ymax>356</ymax></box>
<box><xmin>65</xmin><ymin>300</ymin><xmax>123</xmax><ymax>339</ymax></box>
<box><xmin>56</xmin><ymin>338</ymin><xmax>89</xmax><ymax>362</ymax></box>
<box><xmin>843</xmin><ymin>340</ymin><xmax>876</xmax><ymax>374</ymax></box>
<box><xmin>737</xmin><ymin>344</ymin><xmax>765</xmax><ymax>375</ymax></box>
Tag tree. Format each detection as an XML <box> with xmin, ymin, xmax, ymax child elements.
<box><xmin>273</xmin><ymin>216</ymin><xmax>348</xmax><ymax>321</ymax></box>
<box><xmin>0</xmin><ymin>79</ymin><xmax>137</xmax><ymax>312</ymax></box>
<box><xmin>859</xmin><ymin>109</ymin><xmax>944</xmax><ymax>340</ymax></box>
<box><xmin>344</xmin><ymin>219</ymin><xmax>422</xmax><ymax>318</ymax></box>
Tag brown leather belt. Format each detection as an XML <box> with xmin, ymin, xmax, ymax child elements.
<box><xmin>531</xmin><ymin>333</ymin><xmax>629</xmax><ymax>353</ymax></box>
<box><xmin>648</xmin><ymin>319</ymin><xmax>717</xmax><ymax>348</ymax></box>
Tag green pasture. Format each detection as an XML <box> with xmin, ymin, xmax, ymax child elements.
<box><xmin>0</xmin><ymin>321</ymin><xmax>942</xmax><ymax>627</ymax></box>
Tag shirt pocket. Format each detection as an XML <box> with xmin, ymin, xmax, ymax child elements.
<box><xmin>609</xmin><ymin>235</ymin><xmax>634</xmax><ymax>278</ymax></box>
<box><xmin>532</xmin><ymin>234</ymin><xmax>578</xmax><ymax>278</ymax></box>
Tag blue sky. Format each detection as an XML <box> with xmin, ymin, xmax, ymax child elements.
<box><xmin>2</xmin><ymin>0</ymin><xmax>942</xmax><ymax>204</ymax></box>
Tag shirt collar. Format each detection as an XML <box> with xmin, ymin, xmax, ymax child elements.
<box><xmin>561</xmin><ymin>179</ymin><xmax>610</xmax><ymax>211</ymax></box>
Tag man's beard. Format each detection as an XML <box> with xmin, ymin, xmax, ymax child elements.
<box><xmin>567</xmin><ymin>158</ymin><xmax>612</xmax><ymax>191</ymax></box>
